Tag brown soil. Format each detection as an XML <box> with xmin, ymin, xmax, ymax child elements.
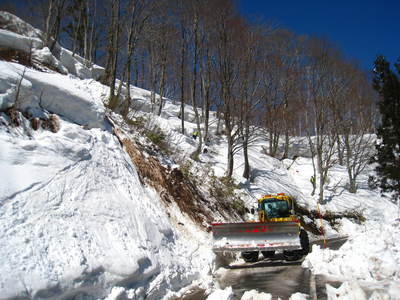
<box><xmin>121</xmin><ymin>135</ymin><xmax>212</xmax><ymax>227</ymax></box>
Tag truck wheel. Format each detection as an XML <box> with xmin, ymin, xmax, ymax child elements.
<box><xmin>283</xmin><ymin>250</ymin><xmax>303</xmax><ymax>261</ymax></box>
<box><xmin>261</xmin><ymin>251</ymin><xmax>275</xmax><ymax>259</ymax></box>
<box><xmin>241</xmin><ymin>251</ymin><xmax>259</xmax><ymax>263</ymax></box>
<box><xmin>300</xmin><ymin>229</ymin><xmax>310</xmax><ymax>254</ymax></box>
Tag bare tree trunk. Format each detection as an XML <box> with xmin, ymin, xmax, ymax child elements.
<box><xmin>269</xmin><ymin>130</ymin><xmax>273</xmax><ymax>156</ymax></box>
<box><xmin>108</xmin><ymin>0</ymin><xmax>120</xmax><ymax>108</ymax></box>
<box><xmin>83</xmin><ymin>0</ymin><xmax>89</xmax><ymax>61</ymax></box>
<box><xmin>87</xmin><ymin>0</ymin><xmax>97</xmax><ymax>64</ymax></box>
<box><xmin>268</xmin><ymin>128</ymin><xmax>279</xmax><ymax>157</ymax></box>
<box><xmin>49</xmin><ymin>0</ymin><xmax>68</xmax><ymax>51</ymax></box>
<box><xmin>191</xmin><ymin>11</ymin><xmax>202</xmax><ymax>155</ymax></box>
<box><xmin>216</xmin><ymin>108</ymin><xmax>221</xmax><ymax>135</ymax></box>
<box><xmin>134</xmin><ymin>56</ymin><xmax>139</xmax><ymax>86</ymax></box>
<box><xmin>179</xmin><ymin>14</ymin><xmax>186</xmax><ymax>134</ymax></box>
<box><xmin>157</xmin><ymin>60</ymin><xmax>167</xmax><ymax>116</ymax></box>
<box><xmin>317</xmin><ymin>148</ymin><xmax>324</xmax><ymax>202</ymax></box>
<box><xmin>242</xmin><ymin>126</ymin><xmax>250</xmax><ymax>180</ymax></box>
<box><xmin>140</xmin><ymin>54</ymin><xmax>145</xmax><ymax>88</ymax></box>
<box><xmin>44</xmin><ymin>0</ymin><xmax>54</xmax><ymax>46</ymax></box>
<box><xmin>202</xmin><ymin>48</ymin><xmax>211</xmax><ymax>141</ymax></box>
<box><xmin>72</xmin><ymin>8</ymin><xmax>82</xmax><ymax>57</ymax></box>
<box><xmin>283</xmin><ymin>130</ymin><xmax>289</xmax><ymax>159</ymax></box>
<box><xmin>226</xmin><ymin>125</ymin><xmax>234</xmax><ymax>177</ymax></box>
<box><xmin>336</xmin><ymin>137</ymin><xmax>343</xmax><ymax>165</ymax></box>
<box><xmin>307</xmin><ymin>134</ymin><xmax>317</xmax><ymax>196</ymax></box>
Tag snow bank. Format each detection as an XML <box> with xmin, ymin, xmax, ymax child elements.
<box><xmin>326</xmin><ymin>281</ymin><xmax>367</xmax><ymax>300</ymax></box>
<box><xmin>206</xmin><ymin>288</ymin><xmax>307</xmax><ymax>300</ymax></box>
<box><xmin>57</xmin><ymin>46</ymin><xmax>105</xmax><ymax>80</ymax></box>
<box><xmin>325</xmin><ymin>281</ymin><xmax>399</xmax><ymax>299</ymax></box>
<box><xmin>0</xmin><ymin>118</ymin><xmax>212</xmax><ymax>299</ymax></box>
<box><xmin>241</xmin><ymin>289</ymin><xmax>272</xmax><ymax>300</ymax></box>
<box><xmin>0</xmin><ymin>11</ymin><xmax>104</xmax><ymax>80</ymax></box>
<box><xmin>0</xmin><ymin>28</ymin><xmax>43</xmax><ymax>52</ymax></box>
<box><xmin>289</xmin><ymin>293</ymin><xmax>309</xmax><ymax>300</ymax></box>
<box><xmin>207</xmin><ymin>286</ymin><xmax>234</xmax><ymax>300</ymax></box>
<box><xmin>303</xmin><ymin>220</ymin><xmax>400</xmax><ymax>283</ymax></box>
<box><xmin>0</xmin><ymin>61</ymin><xmax>107</xmax><ymax>129</ymax></box>
<box><xmin>0</xmin><ymin>29</ymin><xmax>69</xmax><ymax>74</ymax></box>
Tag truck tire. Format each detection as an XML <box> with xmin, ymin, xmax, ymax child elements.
<box><xmin>261</xmin><ymin>251</ymin><xmax>275</xmax><ymax>259</ymax></box>
<box><xmin>300</xmin><ymin>229</ymin><xmax>310</xmax><ymax>254</ymax></box>
<box><xmin>283</xmin><ymin>230</ymin><xmax>309</xmax><ymax>261</ymax></box>
<box><xmin>241</xmin><ymin>251</ymin><xmax>259</xmax><ymax>263</ymax></box>
<box><xmin>283</xmin><ymin>250</ymin><xmax>303</xmax><ymax>261</ymax></box>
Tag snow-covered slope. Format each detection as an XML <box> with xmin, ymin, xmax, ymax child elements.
<box><xmin>0</xmin><ymin>114</ymin><xmax>214</xmax><ymax>299</ymax></box>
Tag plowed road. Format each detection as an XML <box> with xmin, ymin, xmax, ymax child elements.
<box><xmin>179</xmin><ymin>236</ymin><xmax>347</xmax><ymax>300</ymax></box>
<box><xmin>216</xmin><ymin>236</ymin><xmax>347</xmax><ymax>299</ymax></box>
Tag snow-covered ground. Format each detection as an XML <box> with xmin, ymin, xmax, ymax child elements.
<box><xmin>0</xmin><ymin>11</ymin><xmax>399</xmax><ymax>300</ymax></box>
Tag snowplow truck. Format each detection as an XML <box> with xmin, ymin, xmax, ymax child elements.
<box><xmin>212</xmin><ymin>193</ymin><xmax>309</xmax><ymax>262</ymax></box>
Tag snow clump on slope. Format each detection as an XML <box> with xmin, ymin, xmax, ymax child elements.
<box><xmin>0</xmin><ymin>11</ymin><xmax>104</xmax><ymax>80</ymax></box>
<box><xmin>0</xmin><ymin>61</ymin><xmax>107</xmax><ymax>129</ymax></box>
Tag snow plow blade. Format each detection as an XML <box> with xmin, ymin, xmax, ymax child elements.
<box><xmin>212</xmin><ymin>221</ymin><xmax>301</xmax><ymax>252</ymax></box>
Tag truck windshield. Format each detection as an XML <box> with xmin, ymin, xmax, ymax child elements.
<box><xmin>262</xmin><ymin>198</ymin><xmax>290</xmax><ymax>218</ymax></box>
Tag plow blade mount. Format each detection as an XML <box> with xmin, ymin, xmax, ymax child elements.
<box><xmin>212</xmin><ymin>221</ymin><xmax>301</xmax><ymax>252</ymax></box>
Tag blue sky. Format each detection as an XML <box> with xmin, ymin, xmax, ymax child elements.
<box><xmin>238</xmin><ymin>0</ymin><xmax>399</xmax><ymax>71</ymax></box>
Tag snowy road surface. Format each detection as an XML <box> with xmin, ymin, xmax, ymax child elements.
<box><xmin>214</xmin><ymin>237</ymin><xmax>347</xmax><ymax>300</ymax></box>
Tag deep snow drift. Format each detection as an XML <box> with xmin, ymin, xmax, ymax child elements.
<box><xmin>0</xmin><ymin>11</ymin><xmax>399</xmax><ymax>300</ymax></box>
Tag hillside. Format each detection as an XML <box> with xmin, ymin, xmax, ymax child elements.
<box><xmin>0</xmin><ymin>11</ymin><xmax>399</xmax><ymax>300</ymax></box>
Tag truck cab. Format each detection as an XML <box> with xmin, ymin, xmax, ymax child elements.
<box><xmin>258</xmin><ymin>193</ymin><xmax>295</xmax><ymax>222</ymax></box>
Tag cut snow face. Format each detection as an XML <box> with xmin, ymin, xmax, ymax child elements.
<box><xmin>0</xmin><ymin>11</ymin><xmax>104</xmax><ymax>80</ymax></box>
<box><xmin>303</xmin><ymin>220</ymin><xmax>400</xmax><ymax>282</ymax></box>
<box><xmin>0</xmin><ymin>61</ymin><xmax>107</xmax><ymax>129</ymax></box>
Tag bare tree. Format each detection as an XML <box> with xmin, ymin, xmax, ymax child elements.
<box><xmin>261</xmin><ymin>53</ymin><xmax>285</xmax><ymax>158</ymax></box>
<box><xmin>119</xmin><ymin>0</ymin><xmax>154</xmax><ymax>117</ymax></box>
<box><xmin>304</xmin><ymin>38</ymin><xmax>341</xmax><ymax>203</ymax></box>
<box><xmin>43</xmin><ymin>0</ymin><xmax>68</xmax><ymax>50</ymax></box>
<box><xmin>341</xmin><ymin>70</ymin><xmax>377</xmax><ymax>193</ymax></box>
<box><xmin>212</xmin><ymin>0</ymin><xmax>243</xmax><ymax>177</ymax></box>
<box><xmin>198</xmin><ymin>0</ymin><xmax>214</xmax><ymax>143</ymax></box>
<box><xmin>188</xmin><ymin>0</ymin><xmax>203</xmax><ymax>156</ymax></box>
<box><xmin>102</xmin><ymin>0</ymin><xmax>120</xmax><ymax>109</ymax></box>
<box><xmin>236</xmin><ymin>24</ymin><xmax>266</xmax><ymax>179</ymax></box>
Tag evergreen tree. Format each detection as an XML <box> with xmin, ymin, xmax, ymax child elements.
<box><xmin>372</xmin><ymin>55</ymin><xmax>400</xmax><ymax>202</ymax></box>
